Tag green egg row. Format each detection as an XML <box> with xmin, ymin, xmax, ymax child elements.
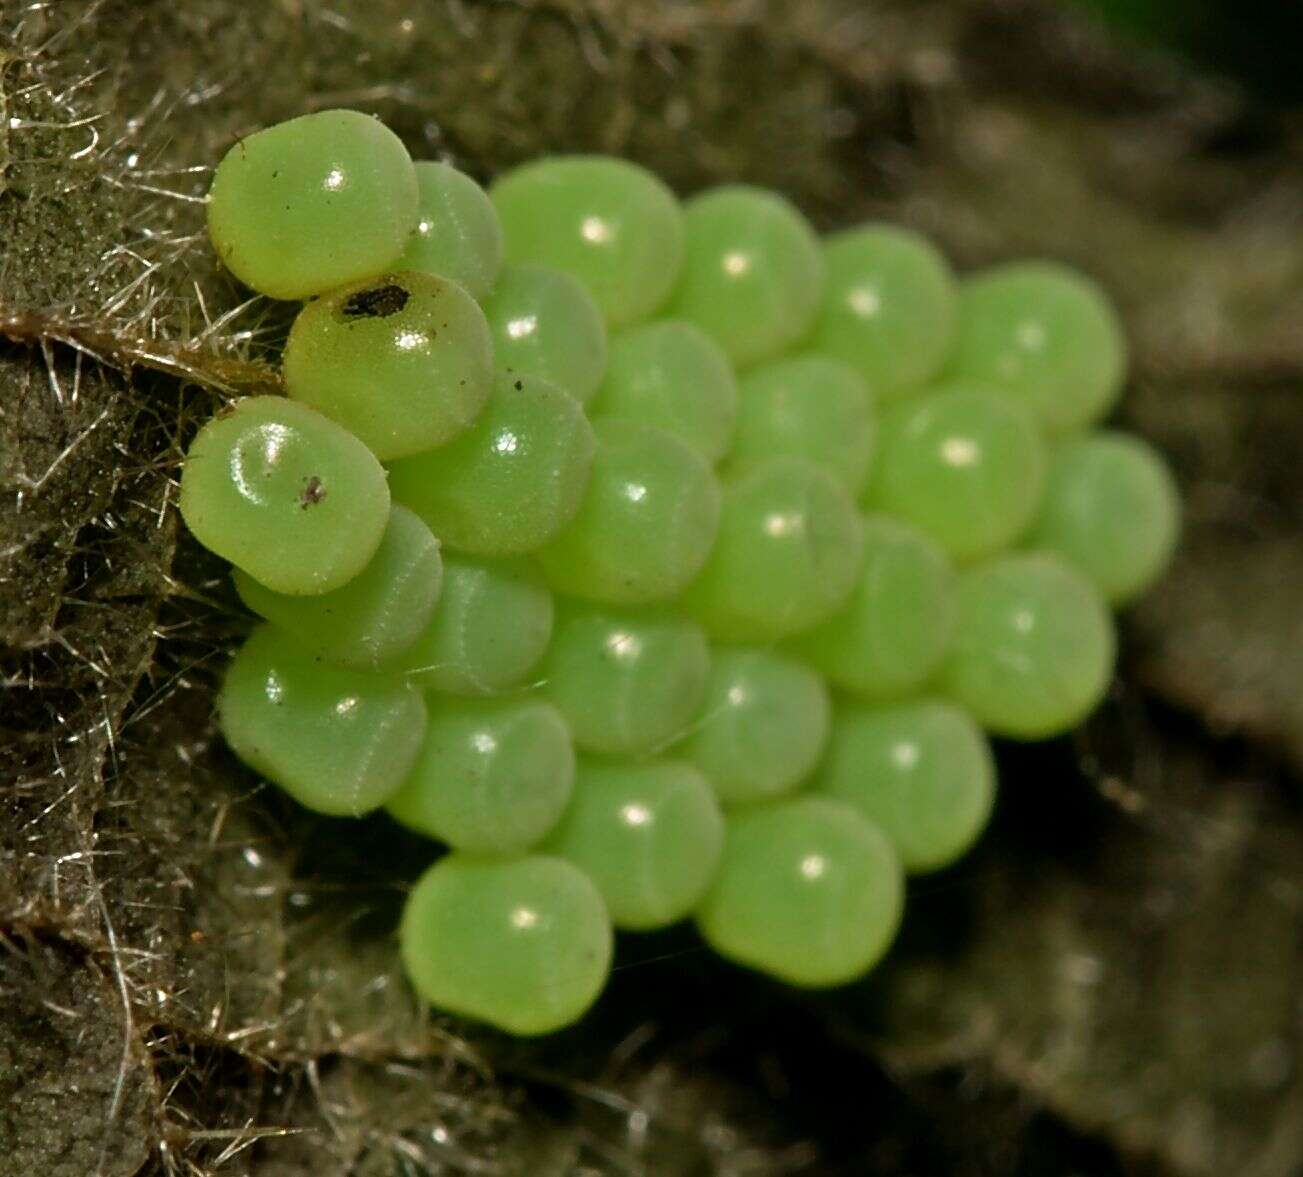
<box><xmin>208</xmin><ymin>109</ymin><xmax>1130</xmax><ymax>427</ymax></box>
<box><xmin>181</xmin><ymin>378</ymin><xmax>1176</xmax><ymax>642</ymax></box>
<box><xmin>209</xmin><ymin>482</ymin><xmax>1129</xmax><ymax>751</ymax></box>
<box><xmin>190</xmin><ymin>108</ymin><xmax>1181</xmax><ymax>1039</ymax></box>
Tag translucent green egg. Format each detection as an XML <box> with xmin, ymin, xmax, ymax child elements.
<box><xmin>667</xmin><ymin>186</ymin><xmax>824</xmax><ymax>368</ymax></box>
<box><xmin>386</xmin><ymin>696</ymin><xmax>574</xmax><ymax>854</ymax></box>
<box><xmin>179</xmin><ymin>396</ymin><xmax>389</xmax><ymax>595</ymax></box>
<box><xmin>388</xmin><ymin>371</ymin><xmax>595</xmax><ymax>555</ymax></box>
<box><xmin>728</xmin><ymin>355</ymin><xmax>875</xmax><ymax>495</ymax></box>
<box><xmin>948</xmin><ymin>261</ymin><xmax>1128</xmax><ymax>433</ymax></box>
<box><xmin>816</xmin><ymin>700</ymin><xmax>996</xmax><ymax>874</ymax></box>
<box><xmin>681</xmin><ymin>457</ymin><xmax>864</xmax><ymax>642</ymax></box>
<box><xmin>394</xmin><ymin>554</ymin><xmax>553</xmax><ymax>695</ymax></box>
<box><xmin>789</xmin><ymin>515</ymin><xmax>955</xmax><ymax>700</ymax></box>
<box><xmin>545</xmin><ymin>759</ymin><xmax>724</xmax><ymax>931</ymax></box>
<box><xmin>396</xmin><ymin>160</ymin><xmax>503</xmax><ymax>299</ymax></box>
<box><xmin>809</xmin><ymin>225</ymin><xmax>958</xmax><ymax>401</ymax></box>
<box><xmin>283</xmin><ymin>270</ymin><xmax>494</xmax><ymax>460</ymax></box>
<box><xmin>233</xmin><ymin>505</ymin><xmax>441</xmax><ymax>670</ymax></box>
<box><xmin>218</xmin><ymin>624</ymin><xmax>427</xmax><ymax>816</ymax></box>
<box><xmin>864</xmin><ymin>383</ymin><xmax>1047</xmax><ymax>564</ymax></box>
<box><xmin>538</xmin><ymin>419</ymin><xmax>721</xmax><ymax>606</ymax></box>
<box><xmin>677</xmin><ymin>648</ymin><xmax>830</xmax><ymax>806</ymax></box>
<box><xmin>1030</xmin><ymin>431</ymin><xmax>1180</xmax><ymax>604</ymax></box>
<box><xmin>400</xmin><ymin>854</ymin><xmax>612</xmax><ymax>1036</ymax></box>
<box><xmin>207</xmin><ymin>109</ymin><xmax>418</xmax><ymax>300</ymax></box>
<box><xmin>588</xmin><ymin>320</ymin><xmax>739</xmax><ymax>463</ymax></box>
<box><xmin>940</xmin><ymin>553</ymin><xmax>1116</xmax><ymax>739</ymax></box>
<box><xmin>540</xmin><ymin>603</ymin><xmax>710</xmax><ymax>756</ymax></box>
<box><xmin>491</xmin><ymin>156</ymin><xmax>684</xmax><ymax>329</ymax></box>
<box><xmin>697</xmin><ymin>796</ymin><xmax>904</xmax><ymax>988</ymax></box>
<box><xmin>481</xmin><ymin>264</ymin><xmax>608</xmax><ymax>405</ymax></box>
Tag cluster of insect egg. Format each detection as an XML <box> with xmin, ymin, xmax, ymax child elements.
<box><xmin>180</xmin><ymin>109</ymin><xmax>1179</xmax><ymax>1036</ymax></box>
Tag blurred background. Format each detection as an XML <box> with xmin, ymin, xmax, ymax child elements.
<box><xmin>1074</xmin><ymin>0</ymin><xmax>1303</xmax><ymax>104</ymax></box>
<box><xmin>0</xmin><ymin>1</ymin><xmax>1300</xmax><ymax>1175</ymax></box>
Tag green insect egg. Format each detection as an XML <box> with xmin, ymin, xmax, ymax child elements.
<box><xmin>218</xmin><ymin>624</ymin><xmax>427</xmax><ymax>816</ymax></box>
<box><xmin>282</xmin><ymin>270</ymin><xmax>493</xmax><ymax>460</ymax></box>
<box><xmin>386</xmin><ymin>696</ymin><xmax>574</xmax><ymax>854</ymax></box>
<box><xmin>696</xmin><ymin>796</ymin><xmax>905</xmax><ymax>988</ymax></box>
<box><xmin>400</xmin><ymin>854</ymin><xmax>613</xmax><ymax>1036</ymax></box>
<box><xmin>1030</xmin><ymin>431</ymin><xmax>1180</xmax><ymax>604</ymax></box>
<box><xmin>677</xmin><ymin>647</ymin><xmax>831</xmax><ymax>807</ymax></box>
<box><xmin>179</xmin><ymin>396</ymin><xmax>389</xmax><ymax>596</ymax></box>
<box><xmin>540</xmin><ymin>603</ymin><xmax>710</xmax><ymax>757</ymax></box>
<box><xmin>667</xmin><ymin>185</ymin><xmax>824</xmax><ymax>369</ymax></box>
<box><xmin>789</xmin><ymin>515</ymin><xmax>955</xmax><ymax>701</ymax></box>
<box><xmin>727</xmin><ymin>355</ymin><xmax>876</xmax><ymax>496</ymax></box>
<box><xmin>491</xmin><ymin>156</ymin><xmax>684</xmax><ymax>329</ymax></box>
<box><xmin>588</xmin><ymin>320</ymin><xmax>739</xmax><ymax>463</ymax></box>
<box><xmin>864</xmin><ymin>383</ymin><xmax>1047</xmax><ymax>564</ymax></box>
<box><xmin>393</xmin><ymin>554</ymin><xmax>554</xmax><ymax>696</ymax></box>
<box><xmin>397</xmin><ymin>160</ymin><xmax>503</xmax><ymax>299</ymax></box>
<box><xmin>809</xmin><ymin>225</ymin><xmax>959</xmax><ymax>402</ymax></box>
<box><xmin>940</xmin><ymin>552</ymin><xmax>1116</xmax><ymax>740</ymax></box>
<box><xmin>207</xmin><ymin>109</ymin><xmax>418</xmax><ymax>300</ymax></box>
<box><xmin>947</xmin><ymin>261</ymin><xmax>1128</xmax><ymax>434</ymax></box>
<box><xmin>482</xmin><ymin>264</ymin><xmax>608</xmax><ymax>405</ymax></box>
<box><xmin>816</xmin><ymin>700</ymin><xmax>996</xmax><ymax>874</ymax></box>
<box><xmin>681</xmin><ymin>457</ymin><xmax>864</xmax><ymax>643</ymax></box>
<box><xmin>537</xmin><ymin>419</ymin><xmax>722</xmax><ymax>606</ymax></box>
<box><xmin>233</xmin><ymin>504</ymin><xmax>442</xmax><ymax>671</ymax></box>
<box><xmin>545</xmin><ymin>759</ymin><xmax>724</xmax><ymax>931</ymax></box>
<box><xmin>388</xmin><ymin>371</ymin><xmax>595</xmax><ymax>555</ymax></box>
